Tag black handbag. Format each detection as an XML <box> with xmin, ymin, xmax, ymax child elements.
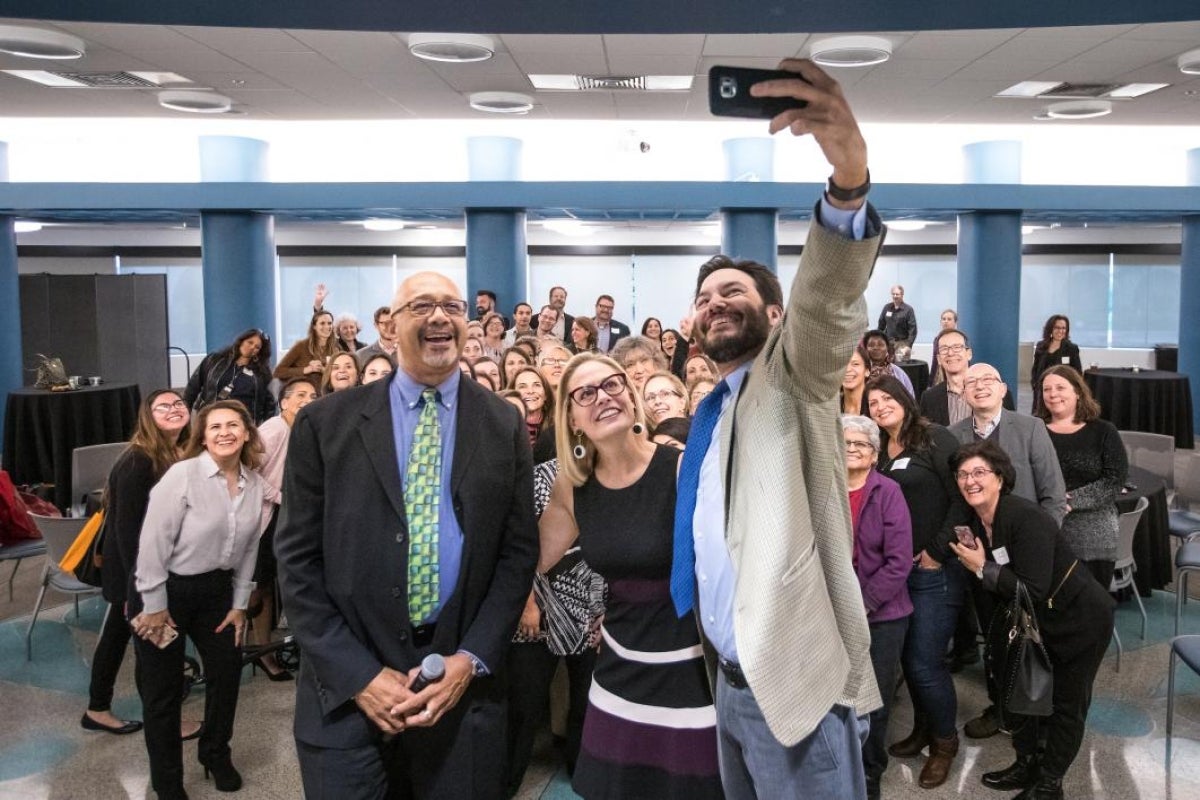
<box><xmin>988</xmin><ymin>580</ymin><xmax>1054</xmax><ymax>722</ymax></box>
<box><xmin>74</xmin><ymin>511</ymin><xmax>105</xmax><ymax>587</ymax></box>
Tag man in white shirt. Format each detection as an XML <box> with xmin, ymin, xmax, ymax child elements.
<box><xmin>503</xmin><ymin>302</ymin><xmax>535</xmax><ymax>348</ymax></box>
<box><xmin>354</xmin><ymin>306</ymin><xmax>399</xmax><ymax>369</ymax></box>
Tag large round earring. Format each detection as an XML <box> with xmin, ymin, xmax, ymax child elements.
<box><xmin>572</xmin><ymin>431</ymin><xmax>587</xmax><ymax>460</ymax></box>
<box><xmin>631</xmin><ymin>421</ymin><xmax>645</xmax><ymax>436</ymax></box>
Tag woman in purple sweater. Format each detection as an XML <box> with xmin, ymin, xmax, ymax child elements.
<box><xmin>842</xmin><ymin>414</ymin><xmax>914</xmax><ymax>800</ymax></box>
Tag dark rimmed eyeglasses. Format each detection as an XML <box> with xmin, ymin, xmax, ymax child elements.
<box><xmin>393</xmin><ymin>299</ymin><xmax>469</xmax><ymax>318</ymax></box>
<box><xmin>152</xmin><ymin>399</ymin><xmax>188</xmax><ymax>414</ymax></box>
<box><xmin>569</xmin><ymin>373</ymin><xmax>628</xmax><ymax>406</ymax></box>
<box><xmin>954</xmin><ymin>467</ymin><xmax>998</xmax><ymax>482</ymax></box>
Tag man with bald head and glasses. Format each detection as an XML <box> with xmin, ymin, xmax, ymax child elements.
<box><xmin>948</xmin><ymin>363</ymin><xmax>1066</xmax><ymax>525</ymax></box>
<box><xmin>276</xmin><ymin>270</ymin><xmax>537</xmax><ymax>799</ymax></box>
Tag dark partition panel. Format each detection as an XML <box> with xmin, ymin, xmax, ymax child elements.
<box><xmin>19</xmin><ymin>274</ymin><xmax>169</xmax><ymax>395</ymax></box>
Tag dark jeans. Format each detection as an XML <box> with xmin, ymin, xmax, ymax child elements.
<box><xmin>863</xmin><ymin>615</ymin><xmax>909</xmax><ymax>785</ymax></box>
<box><xmin>1009</xmin><ymin>617</ymin><xmax>1110</xmax><ymax>778</ymax></box>
<box><xmin>504</xmin><ymin>641</ymin><xmax>595</xmax><ymax>793</ymax></box>
<box><xmin>134</xmin><ymin>571</ymin><xmax>242</xmax><ymax>794</ymax></box>
<box><xmin>901</xmin><ymin>562</ymin><xmax>964</xmax><ymax>738</ymax></box>
<box><xmin>89</xmin><ymin>602</ymin><xmax>131</xmax><ymax>712</ymax></box>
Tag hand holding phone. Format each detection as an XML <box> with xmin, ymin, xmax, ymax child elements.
<box><xmin>954</xmin><ymin>525</ymin><xmax>977</xmax><ymax>550</ymax></box>
<box><xmin>708</xmin><ymin>65</ymin><xmax>809</xmax><ymax>119</ymax></box>
<box><xmin>131</xmin><ymin>613</ymin><xmax>179</xmax><ymax>649</ymax></box>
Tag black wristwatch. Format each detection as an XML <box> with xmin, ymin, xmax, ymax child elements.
<box><xmin>826</xmin><ymin>169</ymin><xmax>871</xmax><ymax>202</ymax></box>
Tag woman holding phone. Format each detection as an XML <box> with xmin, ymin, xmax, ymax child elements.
<box><xmin>131</xmin><ymin>400</ymin><xmax>265</xmax><ymax>799</ymax></box>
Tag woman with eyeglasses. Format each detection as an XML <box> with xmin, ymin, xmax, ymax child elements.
<box><xmin>184</xmin><ymin>328</ymin><xmax>276</xmax><ymax>424</ymax></box>
<box><xmin>538</xmin><ymin>342</ymin><xmax>574</xmax><ymax>395</ymax></box>
<box><xmin>866</xmin><ymin>373</ymin><xmax>971</xmax><ymax>790</ymax></box>
<box><xmin>1031</xmin><ymin>315</ymin><xmax>1083</xmax><ymax>414</ymax></box>
<box><xmin>642</xmin><ymin>371</ymin><xmax>690</xmax><ymax>427</ymax></box>
<box><xmin>948</xmin><ymin>440</ymin><xmax>1113</xmax><ymax>800</ymax></box>
<box><xmin>83</xmin><ymin>390</ymin><xmax>197</xmax><ymax>739</ymax></box>
<box><xmin>841</xmin><ymin>414</ymin><xmax>913</xmax><ymax>800</ymax></box>
<box><xmin>274</xmin><ymin>310</ymin><xmax>340</xmax><ymax>382</ymax></box>
<box><xmin>539</xmin><ymin>353</ymin><xmax>722</xmax><ymax>799</ymax></box>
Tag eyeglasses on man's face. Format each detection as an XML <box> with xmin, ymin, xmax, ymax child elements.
<box><xmin>963</xmin><ymin>375</ymin><xmax>1002</xmax><ymax>390</ymax></box>
<box><xmin>152</xmin><ymin>399</ymin><xmax>188</xmax><ymax>414</ymax></box>
<box><xmin>393</xmin><ymin>299</ymin><xmax>469</xmax><ymax>318</ymax></box>
<box><xmin>569</xmin><ymin>373</ymin><xmax>628</xmax><ymax>406</ymax></box>
<box><xmin>937</xmin><ymin>343</ymin><xmax>967</xmax><ymax>356</ymax></box>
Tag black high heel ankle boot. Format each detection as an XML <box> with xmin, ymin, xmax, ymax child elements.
<box><xmin>198</xmin><ymin>754</ymin><xmax>242</xmax><ymax>792</ymax></box>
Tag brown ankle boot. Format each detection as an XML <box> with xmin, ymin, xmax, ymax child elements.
<box><xmin>918</xmin><ymin>734</ymin><xmax>959</xmax><ymax>789</ymax></box>
<box><xmin>888</xmin><ymin>713</ymin><xmax>929</xmax><ymax>758</ymax></box>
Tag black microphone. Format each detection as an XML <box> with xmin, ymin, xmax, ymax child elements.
<box><xmin>407</xmin><ymin>653</ymin><xmax>446</xmax><ymax>694</ymax></box>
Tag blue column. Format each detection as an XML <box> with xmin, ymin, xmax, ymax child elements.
<box><xmin>466</xmin><ymin>210</ymin><xmax>527</xmax><ymax>312</ymax></box>
<box><xmin>200</xmin><ymin>212</ymin><xmax>276</xmax><ymax>349</ymax></box>
<box><xmin>957</xmin><ymin>141</ymin><xmax>1023</xmax><ymax>386</ymax></box>
<box><xmin>958</xmin><ymin>212</ymin><xmax>1023</xmax><ymax>384</ymax></box>
<box><xmin>720</xmin><ymin>209</ymin><xmax>777</xmax><ymax>271</ymax></box>
<box><xmin>198</xmin><ymin>136</ymin><xmax>275</xmax><ymax>352</ymax></box>
<box><xmin>1179</xmin><ymin>148</ymin><xmax>1200</xmax><ymax>436</ymax></box>
<box><xmin>0</xmin><ymin>142</ymin><xmax>20</xmax><ymax>437</ymax></box>
<box><xmin>465</xmin><ymin>137</ymin><xmax>525</xmax><ymax>306</ymax></box>
<box><xmin>720</xmin><ymin>138</ymin><xmax>777</xmax><ymax>270</ymax></box>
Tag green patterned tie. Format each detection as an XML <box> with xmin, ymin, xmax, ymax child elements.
<box><xmin>406</xmin><ymin>387</ymin><xmax>441</xmax><ymax>623</ymax></box>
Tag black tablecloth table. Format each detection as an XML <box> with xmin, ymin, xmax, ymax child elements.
<box><xmin>1085</xmin><ymin>368</ymin><xmax>1194</xmax><ymax>449</ymax></box>
<box><xmin>898</xmin><ymin>359</ymin><xmax>930</xmax><ymax>398</ymax></box>
<box><xmin>1116</xmin><ymin>465</ymin><xmax>1172</xmax><ymax>597</ymax></box>
<box><xmin>3</xmin><ymin>383</ymin><xmax>140</xmax><ymax>512</ymax></box>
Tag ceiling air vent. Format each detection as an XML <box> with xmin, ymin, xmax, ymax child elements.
<box><xmin>1038</xmin><ymin>83</ymin><xmax>1120</xmax><ymax>99</ymax></box>
<box><xmin>529</xmin><ymin>74</ymin><xmax>693</xmax><ymax>91</ymax></box>
<box><xmin>49</xmin><ymin>71</ymin><xmax>160</xmax><ymax>88</ymax></box>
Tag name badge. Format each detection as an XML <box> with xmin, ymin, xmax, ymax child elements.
<box><xmin>242</xmin><ymin>367</ymin><xmax>254</xmax><ymax>376</ymax></box>
<box><xmin>885</xmin><ymin>311</ymin><xmax>893</xmax><ymax>317</ymax></box>
<box><xmin>1060</xmin><ymin>356</ymin><xmax>1070</xmax><ymax>364</ymax></box>
<box><xmin>992</xmin><ymin>546</ymin><xmax>1010</xmax><ymax>565</ymax></box>
<box><xmin>891</xmin><ymin>457</ymin><xmax>911</xmax><ymax>470</ymax></box>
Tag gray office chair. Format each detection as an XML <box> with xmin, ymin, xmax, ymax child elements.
<box><xmin>1119</xmin><ymin>430</ymin><xmax>1176</xmax><ymax>492</ymax></box>
<box><xmin>1110</xmin><ymin>495</ymin><xmax>1149</xmax><ymax>671</ymax></box>
<box><xmin>1167</xmin><ymin>635</ymin><xmax>1200</xmax><ymax>746</ymax></box>
<box><xmin>70</xmin><ymin>442</ymin><xmax>126</xmax><ymax>513</ymax></box>
<box><xmin>24</xmin><ymin>513</ymin><xmax>100</xmax><ymax>660</ymax></box>
<box><xmin>1175</xmin><ymin>542</ymin><xmax>1200</xmax><ymax>637</ymax></box>
<box><xmin>0</xmin><ymin>539</ymin><xmax>48</xmax><ymax>601</ymax></box>
<box><xmin>1169</xmin><ymin>452</ymin><xmax>1200</xmax><ymax>544</ymax></box>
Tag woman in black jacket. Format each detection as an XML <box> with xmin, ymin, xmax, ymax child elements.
<box><xmin>949</xmin><ymin>439</ymin><xmax>1114</xmax><ymax>800</ymax></box>
<box><xmin>184</xmin><ymin>328</ymin><xmax>276</xmax><ymax>424</ymax></box>
<box><xmin>1030</xmin><ymin>314</ymin><xmax>1082</xmax><ymax>414</ymax></box>
<box><xmin>82</xmin><ymin>389</ymin><xmax>191</xmax><ymax>736</ymax></box>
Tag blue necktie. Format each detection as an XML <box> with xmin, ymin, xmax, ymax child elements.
<box><xmin>670</xmin><ymin>379</ymin><xmax>730</xmax><ymax>617</ymax></box>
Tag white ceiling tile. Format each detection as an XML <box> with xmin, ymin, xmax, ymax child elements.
<box><xmin>508</xmin><ymin>52</ymin><xmax>609</xmax><ymax>75</ymax></box>
<box><xmin>604</xmin><ymin>54</ymin><xmax>701</xmax><ymax>75</ymax></box>
<box><xmin>701</xmin><ymin>33</ymin><xmax>812</xmax><ymax>58</ymax></box>
<box><xmin>499</xmin><ymin>34</ymin><xmax>604</xmax><ymax>55</ymax></box>
<box><xmin>603</xmin><ymin>34</ymin><xmax>705</xmax><ymax>55</ymax></box>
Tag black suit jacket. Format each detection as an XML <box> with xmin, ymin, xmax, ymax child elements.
<box><xmin>919</xmin><ymin>381</ymin><xmax>1015</xmax><ymax>426</ymax></box>
<box><xmin>275</xmin><ymin>375</ymin><xmax>537</xmax><ymax>748</ymax></box>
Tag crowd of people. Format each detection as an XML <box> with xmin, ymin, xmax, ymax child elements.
<box><xmin>78</xmin><ymin>61</ymin><xmax>1123</xmax><ymax>800</ymax></box>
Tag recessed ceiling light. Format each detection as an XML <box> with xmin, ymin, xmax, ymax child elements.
<box><xmin>809</xmin><ymin>36</ymin><xmax>891</xmax><ymax>68</ymax></box>
<box><xmin>1178</xmin><ymin>48</ymin><xmax>1200</xmax><ymax>75</ymax></box>
<box><xmin>408</xmin><ymin>33</ymin><xmax>495</xmax><ymax>63</ymax></box>
<box><xmin>362</xmin><ymin>219</ymin><xmax>405</xmax><ymax>232</ymax></box>
<box><xmin>158</xmin><ymin>90</ymin><xmax>232</xmax><ymax>113</ymax></box>
<box><xmin>0</xmin><ymin>25</ymin><xmax>85</xmax><ymax>59</ymax></box>
<box><xmin>1044</xmin><ymin>100</ymin><xmax>1112</xmax><ymax>119</ymax></box>
<box><xmin>996</xmin><ymin>81</ymin><xmax>1065</xmax><ymax>98</ymax></box>
<box><xmin>886</xmin><ymin>220</ymin><xmax>928</xmax><ymax>231</ymax></box>
<box><xmin>13</xmin><ymin>221</ymin><xmax>43</xmax><ymax>233</ymax></box>
<box><xmin>469</xmin><ymin>91</ymin><xmax>533</xmax><ymax>114</ymax></box>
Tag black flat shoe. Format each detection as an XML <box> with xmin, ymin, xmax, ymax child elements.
<box><xmin>252</xmin><ymin>656</ymin><xmax>294</xmax><ymax>682</ymax></box>
<box><xmin>80</xmin><ymin>712</ymin><xmax>143</xmax><ymax>735</ymax></box>
<box><xmin>199</xmin><ymin>756</ymin><xmax>242</xmax><ymax>792</ymax></box>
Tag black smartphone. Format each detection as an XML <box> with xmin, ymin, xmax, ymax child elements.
<box><xmin>708</xmin><ymin>65</ymin><xmax>809</xmax><ymax>119</ymax></box>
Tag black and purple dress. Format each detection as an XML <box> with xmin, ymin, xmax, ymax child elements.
<box><xmin>570</xmin><ymin>444</ymin><xmax>723</xmax><ymax>799</ymax></box>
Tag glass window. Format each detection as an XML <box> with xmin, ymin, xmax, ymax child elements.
<box><xmin>120</xmin><ymin>261</ymin><xmax>206</xmax><ymax>353</ymax></box>
<box><xmin>1112</xmin><ymin>257</ymin><xmax>1180</xmax><ymax>348</ymax></box>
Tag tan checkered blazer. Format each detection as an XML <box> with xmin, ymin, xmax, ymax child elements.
<box><xmin>719</xmin><ymin>217</ymin><xmax>885</xmax><ymax>746</ymax></box>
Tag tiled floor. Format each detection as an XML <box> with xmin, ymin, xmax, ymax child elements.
<box><xmin>1</xmin><ymin>586</ymin><xmax>1198</xmax><ymax>799</ymax></box>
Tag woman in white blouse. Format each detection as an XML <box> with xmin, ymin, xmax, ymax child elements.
<box><xmin>131</xmin><ymin>400</ymin><xmax>265</xmax><ymax>799</ymax></box>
